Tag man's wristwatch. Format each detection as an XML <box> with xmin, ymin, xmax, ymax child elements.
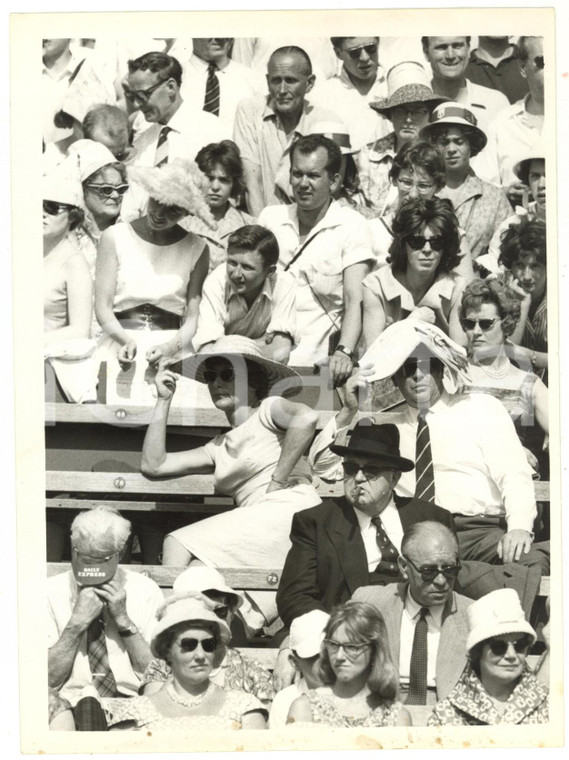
<box><xmin>117</xmin><ymin>622</ymin><xmax>138</xmax><ymax>638</ymax></box>
<box><xmin>334</xmin><ymin>344</ymin><xmax>354</xmax><ymax>359</ymax></box>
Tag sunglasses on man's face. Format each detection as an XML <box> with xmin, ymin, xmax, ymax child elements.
<box><xmin>203</xmin><ymin>368</ymin><xmax>235</xmax><ymax>384</ymax></box>
<box><xmin>403</xmin><ymin>555</ymin><xmax>461</xmax><ymax>582</ymax></box>
<box><xmin>487</xmin><ymin>637</ymin><xmax>531</xmax><ymax>657</ymax></box>
<box><xmin>342</xmin><ymin>461</ymin><xmax>392</xmax><ymax>481</ymax></box>
<box><xmin>177</xmin><ymin>636</ymin><xmax>217</xmax><ymax>653</ymax></box>
<box><xmin>346</xmin><ymin>43</ymin><xmax>378</xmax><ymax>59</ymax></box>
<box><xmin>43</xmin><ymin>200</ymin><xmax>73</xmax><ymax>216</ymax></box>
<box><xmin>406</xmin><ymin>234</ymin><xmax>445</xmax><ymax>251</ymax></box>
<box><xmin>85</xmin><ymin>183</ymin><xmax>129</xmax><ymax>198</ymax></box>
<box><xmin>460</xmin><ymin>317</ymin><xmax>501</xmax><ymax>332</ymax></box>
<box><xmin>122</xmin><ymin>78</ymin><xmax>168</xmax><ymax>104</ymax></box>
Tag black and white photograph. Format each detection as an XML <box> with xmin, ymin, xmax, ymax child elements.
<box><xmin>8</xmin><ymin>2</ymin><xmax>565</xmax><ymax>754</ymax></box>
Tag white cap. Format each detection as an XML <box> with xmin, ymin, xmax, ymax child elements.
<box><xmin>173</xmin><ymin>566</ymin><xmax>243</xmax><ymax>609</ymax></box>
<box><xmin>43</xmin><ymin>155</ymin><xmax>83</xmax><ymax>207</ymax></box>
<box><xmin>67</xmin><ymin>139</ymin><xmax>118</xmax><ymax>182</ymax></box>
<box><xmin>290</xmin><ymin>610</ymin><xmax>330</xmax><ymax>658</ymax></box>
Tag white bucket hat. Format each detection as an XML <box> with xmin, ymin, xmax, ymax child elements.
<box><xmin>309</xmin><ymin>120</ymin><xmax>357</xmax><ymax>155</ymax></box>
<box><xmin>512</xmin><ymin>137</ymin><xmax>546</xmax><ymax>181</ymax></box>
<box><xmin>150</xmin><ymin>591</ymin><xmax>231</xmax><ymax>657</ymax></box>
<box><xmin>370</xmin><ymin>61</ymin><xmax>448</xmax><ymax>115</ymax></box>
<box><xmin>466</xmin><ymin>589</ymin><xmax>537</xmax><ymax>653</ymax></box>
<box><xmin>360</xmin><ymin>319</ymin><xmax>470</xmax><ymax>391</ymax></box>
<box><xmin>290</xmin><ymin>610</ymin><xmax>330</xmax><ymax>658</ymax></box>
<box><xmin>43</xmin><ymin>155</ymin><xmax>84</xmax><ymax>208</ymax></box>
<box><xmin>171</xmin><ymin>335</ymin><xmax>303</xmax><ymax>398</ymax></box>
<box><xmin>67</xmin><ymin>138</ymin><xmax>119</xmax><ymax>182</ymax></box>
<box><xmin>420</xmin><ymin>102</ymin><xmax>487</xmax><ymax>156</ymax></box>
<box><xmin>173</xmin><ymin>566</ymin><xmax>244</xmax><ymax>609</ymax></box>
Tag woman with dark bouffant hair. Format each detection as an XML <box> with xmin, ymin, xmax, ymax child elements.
<box><xmin>287</xmin><ymin>601</ymin><xmax>411</xmax><ymax>727</ymax></box>
<box><xmin>458</xmin><ymin>277</ymin><xmax>548</xmax><ymax>475</ymax></box>
<box><xmin>185</xmin><ymin>140</ymin><xmax>255</xmax><ymax>270</ymax></box>
<box><xmin>363</xmin><ymin>196</ymin><xmax>467</xmax><ymax>348</ymax></box>
<box><xmin>497</xmin><ymin>216</ymin><xmax>548</xmax><ymax>377</ymax></box>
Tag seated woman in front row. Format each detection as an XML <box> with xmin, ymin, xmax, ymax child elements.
<box><xmin>192</xmin><ymin>225</ymin><xmax>297</xmax><ymax>365</ymax></box>
<box><xmin>287</xmin><ymin>601</ymin><xmax>411</xmax><ymax>728</ymax></box>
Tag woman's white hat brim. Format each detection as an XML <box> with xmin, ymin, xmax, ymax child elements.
<box><xmin>67</xmin><ymin>138</ymin><xmax>118</xmax><ymax>182</ymax></box>
<box><xmin>466</xmin><ymin>589</ymin><xmax>537</xmax><ymax>653</ymax></box>
<box><xmin>173</xmin><ymin>566</ymin><xmax>244</xmax><ymax>609</ymax></box>
<box><xmin>173</xmin><ymin>335</ymin><xmax>303</xmax><ymax>398</ymax></box>
<box><xmin>150</xmin><ymin>594</ymin><xmax>231</xmax><ymax>656</ymax></box>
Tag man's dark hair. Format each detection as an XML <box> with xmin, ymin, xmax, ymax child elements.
<box><xmin>498</xmin><ymin>216</ymin><xmax>546</xmax><ymax>270</ymax></box>
<box><xmin>290</xmin><ymin>134</ymin><xmax>342</xmax><ymax>178</ymax></box>
<box><xmin>227</xmin><ymin>225</ymin><xmax>280</xmax><ymax>268</ymax></box>
<box><xmin>330</xmin><ymin>37</ymin><xmax>379</xmax><ymax>50</ymax></box>
<box><xmin>268</xmin><ymin>46</ymin><xmax>313</xmax><ymax>76</ymax></box>
<box><xmin>127</xmin><ymin>52</ymin><xmax>183</xmax><ymax>87</ymax></box>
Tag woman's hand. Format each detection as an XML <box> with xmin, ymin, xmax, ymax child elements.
<box><xmin>409</xmin><ymin>306</ymin><xmax>436</xmax><ymax>324</ymax></box>
<box><xmin>117</xmin><ymin>340</ymin><xmax>137</xmax><ymax>370</ymax></box>
<box><xmin>146</xmin><ymin>341</ymin><xmax>177</xmax><ymax>367</ymax></box>
<box><xmin>154</xmin><ymin>367</ymin><xmax>179</xmax><ymax>400</ymax></box>
<box><xmin>505</xmin><ymin>271</ymin><xmax>531</xmax><ymax>302</ymax></box>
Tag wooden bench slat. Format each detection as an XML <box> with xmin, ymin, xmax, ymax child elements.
<box><xmin>46</xmin><ymin>498</ymin><xmax>233</xmax><ymax>514</ymax></box>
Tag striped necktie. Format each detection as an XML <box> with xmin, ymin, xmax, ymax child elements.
<box><xmin>415</xmin><ymin>411</ymin><xmax>436</xmax><ymax>503</ymax></box>
<box><xmin>203</xmin><ymin>62</ymin><xmax>220</xmax><ymax>116</ymax></box>
<box><xmin>154</xmin><ymin>125</ymin><xmax>172</xmax><ymax>167</ymax></box>
<box><xmin>87</xmin><ymin>615</ymin><xmax>118</xmax><ymax>698</ymax></box>
<box><xmin>406</xmin><ymin>607</ymin><xmax>429</xmax><ymax>705</ymax></box>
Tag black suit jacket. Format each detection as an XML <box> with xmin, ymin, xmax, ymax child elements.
<box><xmin>276</xmin><ymin>495</ymin><xmax>454</xmax><ymax>627</ymax></box>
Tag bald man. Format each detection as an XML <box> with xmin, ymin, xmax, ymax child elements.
<box><xmin>233</xmin><ymin>45</ymin><xmax>338</xmax><ymax>215</ymax></box>
<box><xmin>353</xmin><ymin>521</ymin><xmax>472</xmax><ymax>707</ymax></box>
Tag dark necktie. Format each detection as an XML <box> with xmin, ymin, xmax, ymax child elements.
<box><xmin>415</xmin><ymin>411</ymin><xmax>436</xmax><ymax>503</ymax></box>
<box><xmin>370</xmin><ymin>515</ymin><xmax>400</xmax><ymax>576</ymax></box>
<box><xmin>154</xmin><ymin>125</ymin><xmax>172</xmax><ymax>167</ymax></box>
<box><xmin>406</xmin><ymin>607</ymin><xmax>429</xmax><ymax>705</ymax></box>
<box><xmin>203</xmin><ymin>63</ymin><xmax>220</xmax><ymax>116</ymax></box>
<box><xmin>87</xmin><ymin>616</ymin><xmax>118</xmax><ymax>698</ymax></box>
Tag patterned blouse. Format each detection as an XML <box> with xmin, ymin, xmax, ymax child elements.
<box><xmin>300</xmin><ymin>690</ymin><xmax>403</xmax><ymax>728</ymax></box>
<box><xmin>140</xmin><ymin>647</ymin><xmax>275</xmax><ymax>704</ymax></box>
<box><xmin>428</xmin><ymin>665</ymin><xmax>549</xmax><ymax>725</ymax></box>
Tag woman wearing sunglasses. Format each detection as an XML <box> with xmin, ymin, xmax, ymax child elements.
<box><xmin>363</xmin><ymin>196</ymin><xmax>468</xmax><ymax>349</ymax></box>
<box><xmin>142</xmin><ymin>334</ymin><xmax>321</xmax><ymax>632</ymax></box>
<box><xmin>95</xmin><ymin>158</ymin><xmax>213</xmax><ymax>401</ymax></box>
<box><xmin>287</xmin><ymin>601</ymin><xmax>411</xmax><ymax>727</ymax></box>
<box><xmin>108</xmin><ymin>593</ymin><xmax>267</xmax><ymax>730</ymax></box>
<box><xmin>428</xmin><ymin>588</ymin><xmax>548</xmax><ymax>725</ymax></box>
<box><xmin>458</xmin><ymin>278</ymin><xmax>548</xmax><ymax>477</ymax></box>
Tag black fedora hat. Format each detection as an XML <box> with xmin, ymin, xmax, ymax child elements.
<box><xmin>330</xmin><ymin>419</ymin><xmax>414</xmax><ymax>472</ymax></box>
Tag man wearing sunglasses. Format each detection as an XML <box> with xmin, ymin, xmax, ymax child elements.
<box><xmin>475</xmin><ymin>36</ymin><xmax>545</xmax><ymax>196</ymax></box>
<box><xmin>353</xmin><ymin>520</ymin><xmax>472</xmax><ymax>707</ymax></box>
<box><xmin>277</xmin><ymin>419</ymin><xmax>454</xmax><ymax>632</ymax></box>
<box><xmin>309</xmin><ymin>36</ymin><xmax>390</xmax><ymax>151</ymax></box>
<box><xmin>47</xmin><ymin>506</ymin><xmax>163</xmax><ymax>716</ymax></box>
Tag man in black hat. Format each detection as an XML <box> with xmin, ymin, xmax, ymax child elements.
<box><xmin>276</xmin><ymin>419</ymin><xmax>453</xmax><ymax>629</ymax></box>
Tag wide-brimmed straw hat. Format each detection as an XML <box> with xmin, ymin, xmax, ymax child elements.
<box><xmin>330</xmin><ymin>418</ymin><xmax>414</xmax><ymax>471</ymax></box>
<box><xmin>173</xmin><ymin>566</ymin><xmax>244</xmax><ymax>610</ymax></box>
<box><xmin>150</xmin><ymin>591</ymin><xmax>231</xmax><ymax>657</ymax></box>
<box><xmin>466</xmin><ymin>589</ymin><xmax>537</xmax><ymax>654</ymax></box>
<box><xmin>420</xmin><ymin>102</ymin><xmax>487</xmax><ymax>156</ymax></box>
<box><xmin>172</xmin><ymin>335</ymin><xmax>303</xmax><ymax>398</ymax></box>
<box><xmin>67</xmin><ymin>138</ymin><xmax>119</xmax><ymax>182</ymax></box>
<box><xmin>43</xmin><ymin>155</ymin><xmax>84</xmax><ymax>208</ymax></box>
<box><xmin>128</xmin><ymin>158</ymin><xmax>216</xmax><ymax>229</ymax></box>
<box><xmin>309</xmin><ymin>120</ymin><xmax>357</xmax><ymax>155</ymax></box>
<box><xmin>512</xmin><ymin>137</ymin><xmax>546</xmax><ymax>181</ymax></box>
<box><xmin>370</xmin><ymin>61</ymin><xmax>448</xmax><ymax>116</ymax></box>
<box><xmin>360</xmin><ymin>320</ymin><xmax>470</xmax><ymax>391</ymax></box>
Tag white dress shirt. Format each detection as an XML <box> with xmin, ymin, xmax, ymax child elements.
<box><xmin>353</xmin><ymin>500</ymin><xmax>404</xmax><ymax>572</ymax></box>
<box><xmin>399</xmin><ymin>589</ymin><xmax>444</xmax><ymax>688</ymax></box>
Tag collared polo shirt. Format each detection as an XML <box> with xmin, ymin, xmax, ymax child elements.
<box><xmin>466</xmin><ymin>45</ymin><xmax>529</xmax><ymax>105</ymax></box>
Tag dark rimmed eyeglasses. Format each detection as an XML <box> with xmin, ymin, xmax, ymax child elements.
<box><xmin>391</xmin><ymin>105</ymin><xmax>429</xmax><ymax>118</ymax></box>
<box><xmin>123</xmin><ymin>78</ymin><xmax>169</xmax><ymax>104</ymax></box>
<box><xmin>345</xmin><ymin>43</ymin><xmax>378</xmax><ymax>60</ymax></box>
<box><xmin>85</xmin><ymin>183</ymin><xmax>129</xmax><ymax>198</ymax></box>
<box><xmin>406</xmin><ymin>234</ymin><xmax>445</xmax><ymax>251</ymax></box>
<box><xmin>43</xmin><ymin>200</ymin><xmax>73</xmax><ymax>216</ymax></box>
<box><xmin>460</xmin><ymin>317</ymin><xmax>501</xmax><ymax>332</ymax></box>
<box><xmin>324</xmin><ymin>638</ymin><xmax>371</xmax><ymax>658</ymax></box>
<box><xmin>403</xmin><ymin>555</ymin><xmax>461</xmax><ymax>582</ymax></box>
<box><xmin>487</xmin><ymin>637</ymin><xmax>531</xmax><ymax>657</ymax></box>
<box><xmin>203</xmin><ymin>368</ymin><xmax>235</xmax><ymax>384</ymax></box>
<box><xmin>342</xmin><ymin>461</ymin><xmax>393</xmax><ymax>481</ymax></box>
<box><xmin>177</xmin><ymin>636</ymin><xmax>217</xmax><ymax>653</ymax></box>
<box><xmin>400</xmin><ymin>357</ymin><xmax>442</xmax><ymax>377</ymax></box>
